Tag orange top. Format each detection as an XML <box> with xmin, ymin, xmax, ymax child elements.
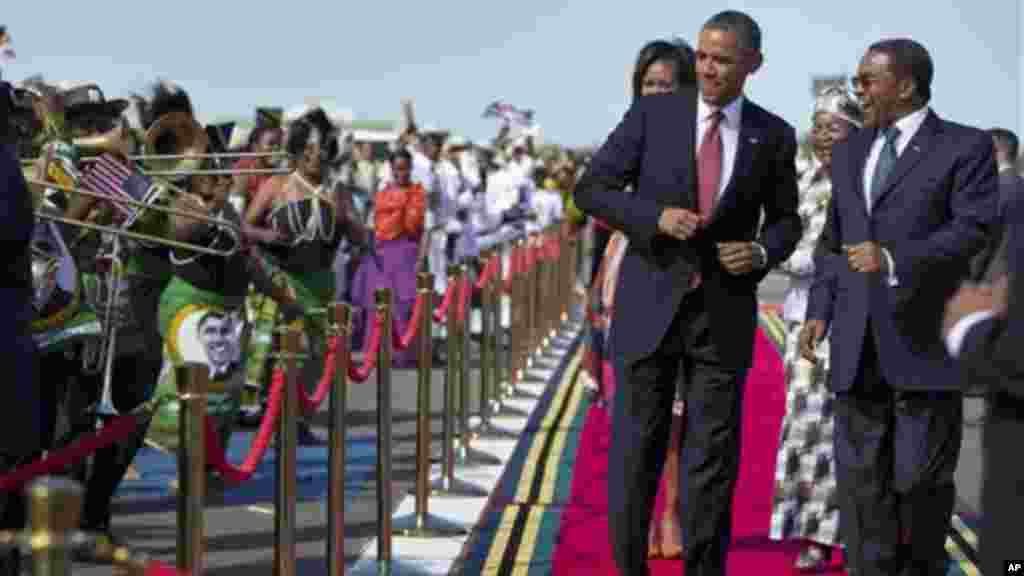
<box><xmin>374</xmin><ymin>183</ymin><xmax>426</xmax><ymax>241</ymax></box>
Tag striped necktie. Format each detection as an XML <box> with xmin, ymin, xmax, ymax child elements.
<box><xmin>869</xmin><ymin>126</ymin><xmax>900</xmax><ymax>207</ymax></box>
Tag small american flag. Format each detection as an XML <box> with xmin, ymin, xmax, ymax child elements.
<box><xmin>482</xmin><ymin>101</ymin><xmax>535</xmax><ymax>128</ymax></box>
<box><xmin>79</xmin><ymin>154</ymin><xmax>148</xmax><ymax>224</ymax></box>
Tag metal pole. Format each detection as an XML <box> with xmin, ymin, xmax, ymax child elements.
<box><xmin>511</xmin><ymin>240</ymin><xmax>523</xmax><ymax>390</ymax></box>
<box><xmin>176</xmin><ymin>363</ymin><xmax>207</xmax><ymax>575</ymax></box>
<box><xmin>415</xmin><ymin>275</ymin><xmax>432</xmax><ymax>518</ymax></box>
<box><xmin>430</xmin><ymin>266</ymin><xmax>487</xmax><ymax>498</ymax></box>
<box><xmin>375</xmin><ymin>287</ymin><xmax>394</xmax><ymax>564</ymax></box>
<box><xmin>274</xmin><ymin>327</ymin><xmax>300</xmax><ymax>576</ymax></box>
<box><xmin>393</xmin><ymin>274</ymin><xmax>466</xmax><ymax>535</ymax></box>
<box><xmin>458</xmin><ymin>263</ymin><xmax>471</xmax><ymax>448</ymax></box>
<box><xmin>475</xmin><ymin>252</ymin><xmax>515</xmax><ymax>439</ymax></box>
<box><xmin>457</xmin><ymin>263</ymin><xmax>501</xmax><ymax>467</ymax></box>
<box><xmin>445</xmin><ymin>265</ymin><xmax>459</xmax><ymax>482</ymax></box>
<box><xmin>479</xmin><ymin>254</ymin><xmax>492</xmax><ymax>417</ymax></box>
<box><xmin>27</xmin><ymin>476</ymin><xmax>83</xmax><ymax>576</ymax></box>
<box><xmin>327</xmin><ymin>303</ymin><xmax>351</xmax><ymax>576</ymax></box>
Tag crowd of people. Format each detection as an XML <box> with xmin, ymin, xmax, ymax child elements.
<box><xmin>0</xmin><ymin>34</ymin><xmax>588</xmax><ymax>571</ymax></box>
<box><xmin>575</xmin><ymin>9</ymin><xmax>1017</xmax><ymax>576</ymax></box>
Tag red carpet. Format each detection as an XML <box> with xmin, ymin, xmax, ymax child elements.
<box><xmin>550</xmin><ymin>328</ymin><xmax>849</xmax><ymax>575</ymax></box>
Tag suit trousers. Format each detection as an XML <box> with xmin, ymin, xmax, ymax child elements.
<box><xmin>980</xmin><ymin>389</ymin><xmax>1024</xmax><ymax>576</ymax></box>
<box><xmin>609</xmin><ymin>288</ymin><xmax>746</xmax><ymax>576</ymax></box>
<box><xmin>833</xmin><ymin>326</ymin><xmax>961</xmax><ymax>576</ymax></box>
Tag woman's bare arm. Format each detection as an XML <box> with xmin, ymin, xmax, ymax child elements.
<box><xmin>243</xmin><ymin>176</ymin><xmax>283</xmax><ymax>244</ymax></box>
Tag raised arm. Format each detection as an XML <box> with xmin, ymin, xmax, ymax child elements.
<box><xmin>573</xmin><ymin>100</ymin><xmax>661</xmax><ymax>249</ymax></box>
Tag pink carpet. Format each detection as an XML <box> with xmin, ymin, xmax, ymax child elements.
<box><xmin>551</xmin><ymin>328</ymin><xmax>849</xmax><ymax>575</ymax></box>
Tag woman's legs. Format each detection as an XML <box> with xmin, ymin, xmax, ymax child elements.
<box><xmin>649</xmin><ymin>405</ymin><xmax>685</xmax><ymax>558</ymax></box>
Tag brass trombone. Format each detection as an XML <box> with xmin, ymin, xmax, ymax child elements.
<box><xmin>27</xmin><ymin>179</ymin><xmax>243</xmax><ymax>257</ymax></box>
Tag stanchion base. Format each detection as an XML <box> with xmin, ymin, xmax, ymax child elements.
<box><xmin>366</xmin><ymin>558</ymin><xmax>440</xmax><ymax>575</ymax></box>
<box><xmin>454</xmin><ymin>443</ymin><xmax>503</xmax><ymax>467</ymax></box>
<box><xmin>495</xmin><ymin>400</ymin><xmax>530</xmax><ymax>417</ymax></box>
<box><xmin>511</xmin><ymin>386</ymin><xmax>542</xmax><ymax>399</ymax></box>
<box><xmin>429</xmin><ymin>475</ymin><xmax>489</xmax><ymax>498</ymax></box>
<box><xmin>392</xmin><ymin>512</ymin><xmax>468</xmax><ymax>537</ymax></box>
<box><xmin>474</xmin><ymin>418</ymin><xmax>519</xmax><ymax>439</ymax></box>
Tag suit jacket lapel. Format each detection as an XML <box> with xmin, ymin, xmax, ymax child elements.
<box><xmin>711</xmin><ymin>101</ymin><xmax>759</xmax><ymax>222</ymax></box>
<box><xmin>849</xmin><ymin>129</ymin><xmax>872</xmax><ymax>219</ymax></box>
<box><xmin>872</xmin><ymin>110</ymin><xmax>942</xmax><ymax>210</ymax></box>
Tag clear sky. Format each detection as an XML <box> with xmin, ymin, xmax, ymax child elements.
<box><xmin>2</xmin><ymin>1</ymin><xmax>1019</xmax><ymax>147</ymax></box>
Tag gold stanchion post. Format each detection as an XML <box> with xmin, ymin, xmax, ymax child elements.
<box><xmin>274</xmin><ymin>326</ymin><xmax>301</xmax><ymax>576</ymax></box>
<box><xmin>394</xmin><ymin>274</ymin><xmax>467</xmax><ymax>536</ymax></box>
<box><xmin>374</xmin><ymin>288</ymin><xmax>394</xmax><ymax>565</ymax></box>
<box><xmin>27</xmin><ymin>476</ymin><xmax>83</xmax><ymax>576</ymax></box>
<box><xmin>431</xmin><ymin>266</ymin><xmax>487</xmax><ymax>498</ymax></box>
<box><xmin>476</xmin><ymin>252</ymin><xmax>516</xmax><ymax>438</ymax></box>
<box><xmin>176</xmin><ymin>363</ymin><xmax>208</xmax><ymax>575</ymax></box>
<box><xmin>455</xmin><ymin>263</ymin><xmax>501</xmax><ymax>466</ymax></box>
<box><xmin>327</xmin><ymin>302</ymin><xmax>351</xmax><ymax>576</ymax></box>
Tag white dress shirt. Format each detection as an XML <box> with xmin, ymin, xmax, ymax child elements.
<box><xmin>859</xmin><ymin>106</ymin><xmax>930</xmax><ymax>287</ymax></box>
<box><xmin>945</xmin><ymin>310</ymin><xmax>996</xmax><ymax>357</ymax></box>
<box><xmin>697</xmin><ymin>95</ymin><xmax>743</xmax><ymax>200</ymax></box>
<box><xmin>862</xmin><ymin>106</ymin><xmax>929</xmax><ymax>213</ymax></box>
<box><xmin>697</xmin><ymin>94</ymin><xmax>768</xmax><ymax>266</ymax></box>
<box><xmin>456</xmin><ymin>152</ymin><xmax>484</xmax><ymax>260</ymax></box>
<box><xmin>436</xmin><ymin>158</ymin><xmax>464</xmax><ymax>234</ymax></box>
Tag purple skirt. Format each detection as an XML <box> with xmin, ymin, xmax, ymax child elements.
<box><xmin>350</xmin><ymin>237</ymin><xmax>420</xmax><ymax>368</ymax></box>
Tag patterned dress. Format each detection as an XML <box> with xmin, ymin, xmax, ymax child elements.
<box><xmin>769</xmin><ymin>163</ymin><xmax>840</xmax><ymax>547</ymax></box>
<box><xmin>150</xmin><ymin>204</ymin><xmax>248</xmax><ymax>452</ymax></box>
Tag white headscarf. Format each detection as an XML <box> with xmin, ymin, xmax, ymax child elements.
<box><xmin>813</xmin><ymin>83</ymin><xmax>863</xmax><ymax>128</ymax></box>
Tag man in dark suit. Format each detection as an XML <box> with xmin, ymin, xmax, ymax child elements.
<box><xmin>574</xmin><ymin>11</ymin><xmax>801</xmax><ymax>576</ymax></box>
<box><xmin>942</xmin><ymin>189</ymin><xmax>1021</xmax><ymax>576</ymax></box>
<box><xmin>0</xmin><ymin>80</ymin><xmax>42</xmax><ymax>575</ymax></box>
<box><xmin>800</xmin><ymin>39</ymin><xmax>998</xmax><ymax>575</ymax></box>
<box><xmin>970</xmin><ymin>128</ymin><xmax>1023</xmax><ymax>281</ymax></box>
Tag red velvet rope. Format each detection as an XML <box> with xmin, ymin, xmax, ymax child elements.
<box><xmin>205</xmin><ymin>367</ymin><xmax>285</xmax><ymax>485</ymax></box>
<box><xmin>349</xmin><ymin>311</ymin><xmax>383</xmax><ymax>383</ymax></box>
<box><xmin>431</xmin><ymin>279</ymin><xmax>457</xmax><ymax>323</ymax></box>
<box><xmin>295</xmin><ymin>335</ymin><xmax>338</xmax><ymax>414</ymax></box>
<box><xmin>0</xmin><ymin>413</ymin><xmax>142</xmax><ymax>491</ymax></box>
<box><xmin>456</xmin><ymin>274</ymin><xmax>470</xmax><ymax>325</ymax></box>
<box><xmin>473</xmin><ymin>255</ymin><xmax>498</xmax><ymax>292</ymax></box>
<box><xmin>143</xmin><ymin>561</ymin><xmax>187</xmax><ymax>575</ymax></box>
<box><xmin>393</xmin><ymin>292</ymin><xmax>424</xmax><ymax>351</ymax></box>
<box><xmin>503</xmin><ymin>245</ymin><xmax>518</xmax><ymax>294</ymax></box>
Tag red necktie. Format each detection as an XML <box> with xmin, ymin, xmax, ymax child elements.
<box><xmin>691</xmin><ymin>110</ymin><xmax>723</xmax><ymax>290</ymax></box>
<box><xmin>698</xmin><ymin>110</ymin><xmax>724</xmax><ymax>216</ymax></box>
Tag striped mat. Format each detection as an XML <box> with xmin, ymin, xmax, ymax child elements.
<box><xmin>758</xmin><ymin>307</ymin><xmax>983</xmax><ymax>576</ymax></box>
<box><xmin>454</xmin><ymin>338</ymin><xmax>588</xmax><ymax>575</ymax></box>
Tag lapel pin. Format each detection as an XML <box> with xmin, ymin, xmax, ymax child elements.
<box><xmin>748</xmin><ymin>137</ymin><xmax>759</xmax><ymax>144</ymax></box>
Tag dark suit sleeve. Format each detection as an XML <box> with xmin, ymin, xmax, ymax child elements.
<box><xmin>805</xmin><ymin>188</ymin><xmax>841</xmax><ymax>325</ymax></box>
<box><xmin>958</xmin><ymin>191</ymin><xmax>1024</xmax><ymax>399</ymax></box>
<box><xmin>1</xmin><ymin>147</ymin><xmax>32</xmax><ymax>245</ymax></box>
<box><xmin>573</xmin><ymin>101</ymin><xmax>662</xmax><ymax>250</ymax></box>
<box><xmin>890</xmin><ymin>132</ymin><xmax>998</xmax><ymax>283</ymax></box>
<box><xmin>754</xmin><ymin>123</ymin><xmax>802</xmax><ymax>282</ymax></box>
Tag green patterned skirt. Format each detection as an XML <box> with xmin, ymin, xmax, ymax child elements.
<box><xmin>244</xmin><ymin>253</ymin><xmax>335</xmax><ymax>405</ymax></box>
<box><xmin>148</xmin><ymin>276</ymin><xmax>247</xmax><ymax>452</ymax></box>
